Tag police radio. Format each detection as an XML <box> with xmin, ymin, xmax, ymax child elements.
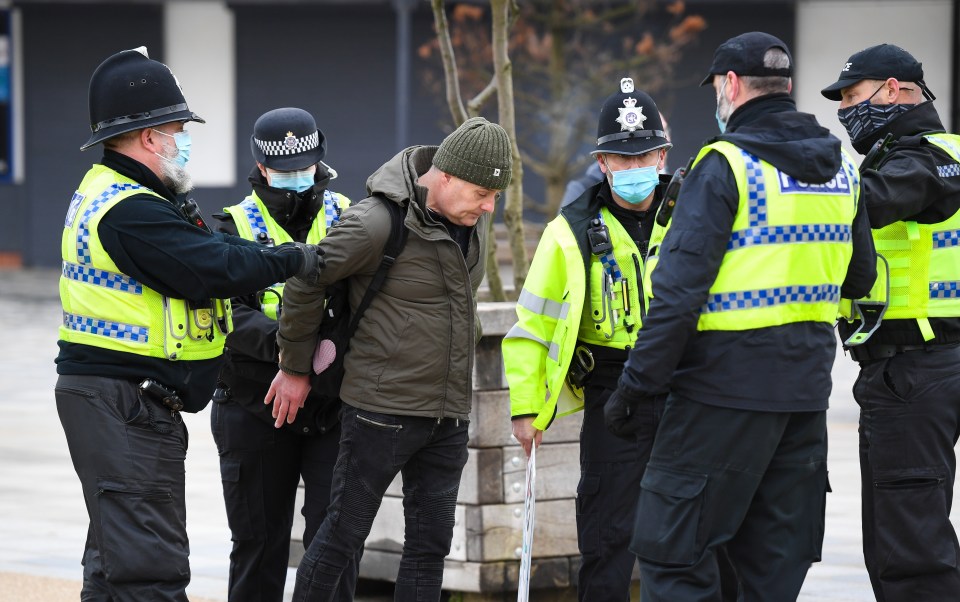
<box><xmin>181</xmin><ymin>198</ymin><xmax>211</xmax><ymax>233</ymax></box>
<box><xmin>656</xmin><ymin>157</ymin><xmax>694</xmax><ymax>227</ymax></box>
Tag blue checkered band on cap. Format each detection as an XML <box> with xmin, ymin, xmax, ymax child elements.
<box><xmin>76</xmin><ymin>183</ymin><xmax>143</xmax><ymax>265</ymax></box>
<box><xmin>702</xmin><ymin>284</ymin><xmax>841</xmax><ymax>314</ymax></box>
<box><xmin>62</xmin><ymin>261</ymin><xmax>143</xmax><ymax>295</ymax></box>
<box><xmin>239</xmin><ymin>199</ymin><xmax>269</xmax><ymax>241</ymax></box>
<box><xmin>63</xmin><ymin>311</ymin><xmax>149</xmax><ymax>343</ymax></box>
<box><xmin>930</xmin><ymin>281</ymin><xmax>960</xmax><ymax>299</ymax></box>
<box><xmin>253</xmin><ymin>130</ymin><xmax>320</xmax><ymax>157</ymax></box>
<box><xmin>933</xmin><ymin>230</ymin><xmax>960</xmax><ymax>248</ymax></box>
<box><xmin>728</xmin><ymin>224</ymin><xmax>851</xmax><ymax>251</ymax></box>
<box><xmin>323</xmin><ymin>190</ymin><xmax>340</xmax><ymax>230</ymax></box>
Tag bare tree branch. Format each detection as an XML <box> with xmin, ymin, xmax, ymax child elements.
<box><xmin>431</xmin><ymin>0</ymin><xmax>468</xmax><ymax>125</ymax></box>
<box><xmin>466</xmin><ymin>78</ymin><xmax>498</xmax><ymax>117</ymax></box>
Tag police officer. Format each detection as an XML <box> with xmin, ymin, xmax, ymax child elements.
<box><xmin>822</xmin><ymin>44</ymin><xmax>960</xmax><ymax>601</ymax></box>
<box><xmin>503</xmin><ymin>77</ymin><xmax>671</xmax><ymax>601</ymax></box>
<box><xmin>604</xmin><ymin>32</ymin><xmax>876</xmax><ymax>600</ymax></box>
<box><xmin>210</xmin><ymin>107</ymin><xmax>357</xmax><ymax>602</ymax></box>
<box><xmin>54</xmin><ymin>48</ymin><xmax>322</xmax><ymax>601</ymax></box>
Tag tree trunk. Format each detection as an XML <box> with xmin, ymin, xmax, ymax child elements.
<box><xmin>491</xmin><ymin>0</ymin><xmax>528</xmax><ymax>298</ymax></box>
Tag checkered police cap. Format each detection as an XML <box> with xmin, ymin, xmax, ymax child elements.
<box><xmin>250</xmin><ymin>107</ymin><xmax>326</xmax><ymax>171</ymax></box>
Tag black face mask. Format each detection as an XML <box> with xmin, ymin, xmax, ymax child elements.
<box><xmin>837</xmin><ymin>86</ymin><xmax>915</xmax><ymax>152</ymax></box>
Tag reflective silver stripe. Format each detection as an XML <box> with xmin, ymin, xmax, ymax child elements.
<box><xmin>517</xmin><ymin>289</ymin><xmax>570</xmax><ymax>321</ymax></box>
<box><xmin>504</xmin><ymin>323</ymin><xmax>560</xmax><ymax>361</ymax></box>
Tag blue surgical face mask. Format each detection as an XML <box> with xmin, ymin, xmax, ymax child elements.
<box><xmin>153</xmin><ymin>128</ymin><xmax>191</xmax><ymax>168</ymax></box>
<box><xmin>608</xmin><ymin>164</ymin><xmax>659</xmax><ymax>204</ymax></box>
<box><xmin>268</xmin><ymin>167</ymin><xmax>316</xmax><ymax>192</ymax></box>
<box><xmin>715</xmin><ymin>78</ymin><xmax>730</xmax><ymax>133</ymax></box>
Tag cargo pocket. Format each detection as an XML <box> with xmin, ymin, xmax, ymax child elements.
<box><xmin>576</xmin><ymin>473</ymin><xmax>601</xmax><ymax>555</ymax></box>
<box><xmin>96</xmin><ymin>479</ymin><xmax>188</xmax><ymax>583</ymax></box>
<box><xmin>812</xmin><ymin>471</ymin><xmax>832</xmax><ymax>562</ymax></box>
<box><xmin>631</xmin><ymin>465</ymin><xmax>708</xmax><ymax>566</ymax></box>
<box><xmin>219</xmin><ymin>459</ymin><xmax>254</xmax><ymax>541</ymax></box>
<box><xmin>874</xmin><ymin>469</ymin><xmax>956</xmax><ymax>577</ymax></box>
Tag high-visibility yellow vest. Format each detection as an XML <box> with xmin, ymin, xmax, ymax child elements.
<box><xmin>846</xmin><ymin>133</ymin><xmax>960</xmax><ymax>341</ymax></box>
<box><xmin>645</xmin><ymin>141</ymin><xmax>858</xmax><ymax>331</ymax></box>
<box><xmin>223</xmin><ymin>190</ymin><xmax>349</xmax><ymax>319</ymax></box>
<box><xmin>59</xmin><ymin>164</ymin><xmax>231</xmax><ymax>360</ymax></box>
<box><xmin>503</xmin><ymin>206</ymin><xmax>646</xmax><ymax>431</ymax></box>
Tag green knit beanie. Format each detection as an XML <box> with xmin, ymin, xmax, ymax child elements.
<box><xmin>432</xmin><ymin>116</ymin><xmax>513</xmax><ymax>190</ymax></box>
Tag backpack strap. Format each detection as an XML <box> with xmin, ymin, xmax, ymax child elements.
<box><xmin>345</xmin><ymin>197</ymin><xmax>409</xmax><ymax>337</ymax></box>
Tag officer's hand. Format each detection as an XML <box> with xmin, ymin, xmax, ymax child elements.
<box><xmin>511</xmin><ymin>416</ymin><xmax>543</xmax><ymax>458</ymax></box>
<box><xmin>604</xmin><ymin>387</ymin><xmax>648</xmax><ymax>437</ymax></box>
<box><xmin>293</xmin><ymin>242</ymin><xmax>326</xmax><ymax>284</ymax></box>
<box><xmin>265</xmin><ymin>370</ymin><xmax>311</xmax><ymax>428</ymax></box>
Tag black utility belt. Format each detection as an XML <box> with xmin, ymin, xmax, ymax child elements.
<box><xmin>849</xmin><ymin>342</ymin><xmax>960</xmax><ymax>363</ymax></box>
<box><xmin>138</xmin><ymin>378</ymin><xmax>184</xmax><ymax>412</ymax></box>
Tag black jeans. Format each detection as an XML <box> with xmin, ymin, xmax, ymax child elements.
<box><xmin>576</xmin><ymin>381</ymin><xmax>663</xmax><ymax>601</ymax></box>
<box><xmin>854</xmin><ymin>346</ymin><xmax>960</xmax><ymax>602</ymax></box>
<box><xmin>633</xmin><ymin>396</ymin><xmax>829</xmax><ymax>602</ymax></box>
<box><xmin>293</xmin><ymin>406</ymin><xmax>469</xmax><ymax>602</ymax></box>
<box><xmin>55</xmin><ymin>374</ymin><xmax>190</xmax><ymax>602</ymax></box>
<box><xmin>211</xmin><ymin>399</ymin><xmax>357</xmax><ymax>602</ymax></box>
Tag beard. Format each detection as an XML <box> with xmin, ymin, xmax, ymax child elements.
<box><xmin>717</xmin><ymin>94</ymin><xmax>734</xmax><ymax>125</ymax></box>
<box><xmin>158</xmin><ymin>143</ymin><xmax>193</xmax><ymax>194</ymax></box>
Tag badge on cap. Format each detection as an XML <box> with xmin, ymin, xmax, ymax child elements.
<box><xmin>617</xmin><ymin>97</ymin><xmax>646</xmax><ymax>132</ymax></box>
<box><xmin>620</xmin><ymin>78</ymin><xmax>635</xmax><ymax>94</ymax></box>
<box><xmin>284</xmin><ymin>131</ymin><xmax>297</xmax><ymax>150</ymax></box>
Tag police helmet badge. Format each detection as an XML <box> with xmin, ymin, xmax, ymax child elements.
<box><xmin>616</xmin><ymin>97</ymin><xmax>646</xmax><ymax>132</ymax></box>
<box><xmin>283</xmin><ymin>131</ymin><xmax>298</xmax><ymax>150</ymax></box>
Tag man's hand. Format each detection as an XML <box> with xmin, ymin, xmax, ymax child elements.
<box><xmin>511</xmin><ymin>416</ymin><xmax>543</xmax><ymax>458</ymax></box>
<box><xmin>294</xmin><ymin>242</ymin><xmax>325</xmax><ymax>284</ymax></box>
<box><xmin>604</xmin><ymin>387</ymin><xmax>648</xmax><ymax>437</ymax></box>
<box><xmin>265</xmin><ymin>370</ymin><xmax>311</xmax><ymax>428</ymax></box>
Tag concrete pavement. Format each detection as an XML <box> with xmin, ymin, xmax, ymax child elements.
<box><xmin>0</xmin><ymin>267</ymin><xmax>957</xmax><ymax>601</ymax></box>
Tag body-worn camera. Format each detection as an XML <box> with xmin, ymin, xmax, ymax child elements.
<box><xmin>587</xmin><ymin>220</ymin><xmax>613</xmax><ymax>255</ymax></box>
<box><xmin>139</xmin><ymin>378</ymin><xmax>184</xmax><ymax>412</ymax></box>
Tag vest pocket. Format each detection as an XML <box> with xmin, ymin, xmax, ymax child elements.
<box><xmin>631</xmin><ymin>465</ymin><xmax>708</xmax><ymax>566</ymax></box>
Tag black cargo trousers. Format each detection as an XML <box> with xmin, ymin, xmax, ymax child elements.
<box><xmin>55</xmin><ymin>374</ymin><xmax>189</xmax><ymax>602</ymax></box>
<box><xmin>853</xmin><ymin>345</ymin><xmax>960</xmax><ymax>602</ymax></box>
<box><xmin>576</xmin><ymin>359</ymin><xmax>664</xmax><ymax>602</ymax></box>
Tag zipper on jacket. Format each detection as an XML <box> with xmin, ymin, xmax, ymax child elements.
<box><xmin>633</xmin><ymin>254</ymin><xmax>646</xmax><ymax>321</ymax></box>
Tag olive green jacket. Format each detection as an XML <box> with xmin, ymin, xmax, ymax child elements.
<box><xmin>277</xmin><ymin>145</ymin><xmax>487</xmax><ymax>420</ymax></box>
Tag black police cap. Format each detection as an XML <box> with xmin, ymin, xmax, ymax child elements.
<box><xmin>700</xmin><ymin>31</ymin><xmax>792</xmax><ymax>87</ymax></box>
<box><xmin>820</xmin><ymin>44</ymin><xmax>926</xmax><ymax>101</ymax></box>
<box><xmin>250</xmin><ymin>107</ymin><xmax>326</xmax><ymax>171</ymax></box>
<box><xmin>592</xmin><ymin>78</ymin><xmax>671</xmax><ymax>157</ymax></box>
<box><xmin>81</xmin><ymin>47</ymin><xmax>204</xmax><ymax>151</ymax></box>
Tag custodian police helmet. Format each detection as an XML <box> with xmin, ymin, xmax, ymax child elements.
<box><xmin>592</xmin><ymin>77</ymin><xmax>671</xmax><ymax>156</ymax></box>
<box><xmin>81</xmin><ymin>46</ymin><xmax>204</xmax><ymax>151</ymax></box>
<box><xmin>250</xmin><ymin>107</ymin><xmax>326</xmax><ymax>171</ymax></box>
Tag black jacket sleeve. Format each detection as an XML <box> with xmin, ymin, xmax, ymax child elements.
<box><xmin>861</xmin><ymin>139</ymin><xmax>958</xmax><ymax>228</ymax></box>
<box><xmin>619</xmin><ymin>152</ymin><xmax>738</xmax><ymax>395</ymax></box>
<box><xmin>209</xmin><ymin>211</ymin><xmax>281</xmax><ymax>363</ymax></box>
<box><xmin>97</xmin><ymin>194</ymin><xmax>304</xmax><ymax>303</ymax></box>
<box><xmin>841</xmin><ymin>191</ymin><xmax>877</xmax><ymax>299</ymax></box>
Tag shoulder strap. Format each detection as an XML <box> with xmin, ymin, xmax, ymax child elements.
<box><xmin>345</xmin><ymin>197</ymin><xmax>409</xmax><ymax>337</ymax></box>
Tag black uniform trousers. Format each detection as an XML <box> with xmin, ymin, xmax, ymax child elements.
<box><xmin>632</xmin><ymin>395</ymin><xmax>829</xmax><ymax>602</ymax></box>
<box><xmin>211</xmin><ymin>399</ymin><xmax>356</xmax><ymax>602</ymax></box>
<box><xmin>55</xmin><ymin>374</ymin><xmax>190</xmax><ymax>602</ymax></box>
<box><xmin>576</xmin><ymin>369</ymin><xmax>664</xmax><ymax>602</ymax></box>
<box><xmin>853</xmin><ymin>345</ymin><xmax>960</xmax><ymax>602</ymax></box>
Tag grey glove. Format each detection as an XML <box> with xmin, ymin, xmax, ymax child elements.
<box><xmin>293</xmin><ymin>242</ymin><xmax>325</xmax><ymax>284</ymax></box>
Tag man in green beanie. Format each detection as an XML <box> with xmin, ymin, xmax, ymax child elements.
<box><xmin>267</xmin><ymin>116</ymin><xmax>512</xmax><ymax>601</ymax></box>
